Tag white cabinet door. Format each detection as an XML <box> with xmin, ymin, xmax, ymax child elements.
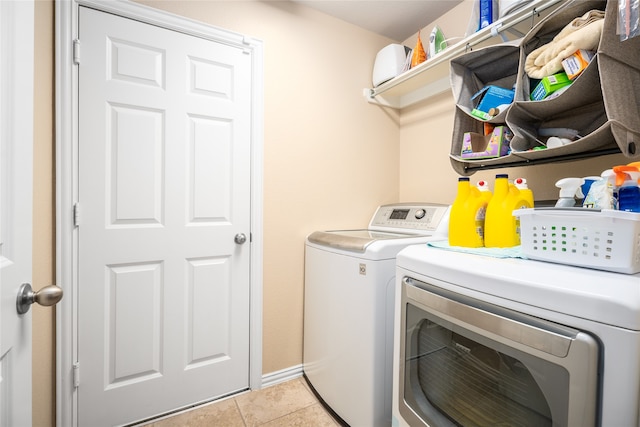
<box><xmin>0</xmin><ymin>1</ymin><xmax>34</xmax><ymax>426</ymax></box>
<box><xmin>77</xmin><ymin>7</ymin><xmax>252</xmax><ymax>426</ymax></box>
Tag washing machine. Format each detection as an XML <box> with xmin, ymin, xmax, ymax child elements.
<box><xmin>303</xmin><ymin>203</ymin><xmax>449</xmax><ymax>427</ymax></box>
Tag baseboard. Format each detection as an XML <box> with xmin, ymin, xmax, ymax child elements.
<box><xmin>260</xmin><ymin>364</ymin><xmax>304</xmax><ymax>388</ymax></box>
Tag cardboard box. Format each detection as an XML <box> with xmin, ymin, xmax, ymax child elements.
<box><xmin>471</xmin><ymin>85</ymin><xmax>515</xmax><ymax>113</ymax></box>
<box><xmin>530</xmin><ymin>72</ymin><xmax>572</xmax><ymax>100</ymax></box>
<box><xmin>461</xmin><ymin>126</ymin><xmax>513</xmax><ymax>159</ymax></box>
<box><xmin>562</xmin><ymin>49</ymin><xmax>595</xmax><ymax>80</ymax></box>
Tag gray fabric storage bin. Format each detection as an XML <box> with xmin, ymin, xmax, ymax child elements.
<box><xmin>450</xmin><ymin>0</ymin><xmax>640</xmax><ymax>176</ymax></box>
<box><xmin>449</xmin><ymin>42</ymin><xmax>521</xmax><ymax>175</ymax></box>
<box><xmin>506</xmin><ymin>54</ymin><xmax>614</xmax><ymax>153</ymax></box>
<box><xmin>514</xmin><ymin>0</ymin><xmax>606</xmax><ymax>102</ymax></box>
<box><xmin>598</xmin><ymin>0</ymin><xmax>640</xmax><ymax>157</ymax></box>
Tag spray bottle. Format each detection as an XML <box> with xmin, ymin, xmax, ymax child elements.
<box><xmin>484</xmin><ymin>174</ymin><xmax>530</xmax><ymax>247</ymax></box>
<box><xmin>583</xmin><ymin>169</ymin><xmax>617</xmax><ymax>209</ymax></box>
<box><xmin>613</xmin><ymin>164</ymin><xmax>640</xmax><ymax>212</ymax></box>
<box><xmin>555</xmin><ymin>178</ymin><xmax>585</xmax><ymax>208</ymax></box>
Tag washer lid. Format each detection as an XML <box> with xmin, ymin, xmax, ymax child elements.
<box><xmin>307</xmin><ymin>229</ymin><xmax>417</xmax><ymax>252</ymax></box>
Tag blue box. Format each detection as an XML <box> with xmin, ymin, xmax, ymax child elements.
<box><xmin>479</xmin><ymin>0</ymin><xmax>495</xmax><ymax>29</ymax></box>
<box><xmin>471</xmin><ymin>85</ymin><xmax>515</xmax><ymax>114</ymax></box>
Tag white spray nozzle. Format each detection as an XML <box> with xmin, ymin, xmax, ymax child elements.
<box><xmin>601</xmin><ymin>169</ymin><xmax>614</xmax><ymax>178</ymax></box>
<box><xmin>556</xmin><ymin>177</ymin><xmax>585</xmax><ymax>199</ymax></box>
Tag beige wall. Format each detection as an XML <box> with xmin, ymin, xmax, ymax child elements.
<box><xmin>399</xmin><ymin>1</ymin><xmax>630</xmax><ymax>204</ymax></box>
<box><xmin>33</xmin><ymin>0</ymin><xmax>55</xmax><ymax>426</ymax></box>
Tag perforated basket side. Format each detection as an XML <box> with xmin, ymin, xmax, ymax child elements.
<box><xmin>516</xmin><ymin>209</ymin><xmax>640</xmax><ymax>274</ymax></box>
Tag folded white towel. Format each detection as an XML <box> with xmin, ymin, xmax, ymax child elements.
<box><xmin>427</xmin><ymin>241</ymin><xmax>525</xmax><ymax>259</ymax></box>
<box><xmin>525</xmin><ymin>10</ymin><xmax>604</xmax><ymax>79</ymax></box>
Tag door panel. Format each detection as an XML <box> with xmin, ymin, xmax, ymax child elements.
<box><xmin>0</xmin><ymin>1</ymin><xmax>34</xmax><ymax>426</ymax></box>
<box><xmin>78</xmin><ymin>7</ymin><xmax>252</xmax><ymax>426</ymax></box>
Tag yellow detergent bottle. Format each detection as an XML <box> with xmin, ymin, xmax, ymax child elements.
<box><xmin>485</xmin><ymin>174</ymin><xmax>531</xmax><ymax>247</ymax></box>
<box><xmin>514</xmin><ymin>177</ymin><xmax>534</xmax><ymax>207</ymax></box>
<box><xmin>449</xmin><ymin>177</ymin><xmax>489</xmax><ymax>247</ymax></box>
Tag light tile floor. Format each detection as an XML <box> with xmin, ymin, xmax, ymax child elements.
<box><xmin>141</xmin><ymin>377</ymin><xmax>343</xmax><ymax>427</ymax></box>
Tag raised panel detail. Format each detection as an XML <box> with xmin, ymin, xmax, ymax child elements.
<box><xmin>187</xmin><ymin>115</ymin><xmax>232</xmax><ymax>224</ymax></box>
<box><xmin>185</xmin><ymin>257</ymin><xmax>231</xmax><ymax>368</ymax></box>
<box><xmin>108</xmin><ymin>38</ymin><xmax>165</xmax><ymax>88</ymax></box>
<box><xmin>108</xmin><ymin>104</ymin><xmax>165</xmax><ymax>227</ymax></box>
<box><xmin>189</xmin><ymin>57</ymin><xmax>232</xmax><ymax>99</ymax></box>
<box><xmin>0</xmin><ymin>350</ymin><xmax>11</xmax><ymax>425</ymax></box>
<box><xmin>106</xmin><ymin>262</ymin><xmax>163</xmax><ymax>388</ymax></box>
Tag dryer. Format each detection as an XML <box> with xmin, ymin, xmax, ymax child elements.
<box><xmin>393</xmin><ymin>244</ymin><xmax>640</xmax><ymax>427</ymax></box>
<box><xmin>303</xmin><ymin>203</ymin><xmax>449</xmax><ymax>427</ymax></box>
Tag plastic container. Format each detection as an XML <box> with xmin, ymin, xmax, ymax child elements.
<box><xmin>555</xmin><ymin>178</ymin><xmax>585</xmax><ymax>208</ymax></box>
<box><xmin>514</xmin><ymin>178</ymin><xmax>534</xmax><ymax>207</ymax></box>
<box><xmin>619</xmin><ymin>184</ymin><xmax>640</xmax><ymax>212</ymax></box>
<box><xmin>449</xmin><ymin>177</ymin><xmax>488</xmax><ymax>247</ymax></box>
<box><xmin>484</xmin><ymin>174</ymin><xmax>531</xmax><ymax>247</ymax></box>
<box><xmin>613</xmin><ymin>165</ymin><xmax>640</xmax><ymax>212</ymax></box>
<box><xmin>515</xmin><ymin>208</ymin><xmax>640</xmax><ymax>274</ymax></box>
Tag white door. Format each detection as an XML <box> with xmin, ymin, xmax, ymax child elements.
<box><xmin>0</xmin><ymin>1</ymin><xmax>34</xmax><ymax>426</ymax></box>
<box><xmin>77</xmin><ymin>7</ymin><xmax>252</xmax><ymax>426</ymax></box>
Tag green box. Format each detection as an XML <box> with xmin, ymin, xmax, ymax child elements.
<box><xmin>530</xmin><ymin>72</ymin><xmax>572</xmax><ymax>100</ymax></box>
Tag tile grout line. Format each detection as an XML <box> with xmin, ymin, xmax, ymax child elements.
<box><xmin>233</xmin><ymin>396</ymin><xmax>250</xmax><ymax>427</ymax></box>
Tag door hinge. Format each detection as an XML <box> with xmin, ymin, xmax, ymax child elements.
<box><xmin>73</xmin><ymin>362</ymin><xmax>80</xmax><ymax>388</ymax></box>
<box><xmin>242</xmin><ymin>36</ymin><xmax>252</xmax><ymax>54</ymax></box>
<box><xmin>73</xmin><ymin>202</ymin><xmax>80</xmax><ymax>227</ymax></box>
<box><xmin>73</xmin><ymin>39</ymin><xmax>81</xmax><ymax>65</ymax></box>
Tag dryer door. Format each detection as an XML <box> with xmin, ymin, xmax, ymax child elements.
<box><xmin>398</xmin><ymin>277</ymin><xmax>600</xmax><ymax>427</ymax></box>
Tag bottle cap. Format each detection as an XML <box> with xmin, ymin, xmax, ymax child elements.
<box><xmin>514</xmin><ymin>177</ymin><xmax>528</xmax><ymax>189</ymax></box>
<box><xmin>477</xmin><ymin>180</ymin><xmax>490</xmax><ymax>191</ymax></box>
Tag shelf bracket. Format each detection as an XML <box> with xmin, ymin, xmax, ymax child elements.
<box><xmin>362</xmin><ymin>88</ymin><xmax>396</xmax><ymax>108</ymax></box>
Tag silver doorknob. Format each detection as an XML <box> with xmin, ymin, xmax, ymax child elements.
<box><xmin>234</xmin><ymin>233</ymin><xmax>247</xmax><ymax>245</ymax></box>
<box><xmin>16</xmin><ymin>283</ymin><xmax>63</xmax><ymax>315</ymax></box>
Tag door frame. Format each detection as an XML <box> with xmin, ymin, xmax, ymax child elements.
<box><xmin>55</xmin><ymin>1</ymin><xmax>264</xmax><ymax>425</ymax></box>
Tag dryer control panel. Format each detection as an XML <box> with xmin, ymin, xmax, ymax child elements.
<box><xmin>369</xmin><ymin>203</ymin><xmax>449</xmax><ymax>234</ymax></box>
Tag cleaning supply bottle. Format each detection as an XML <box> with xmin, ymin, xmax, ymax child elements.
<box><xmin>484</xmin><ymin>174</ymin><xmax>530</xmax><ymax>247</ymax></box>
<box><xmin>613</xmin><ymin>164</ymin><xmax>640</xmax><ymax>212</ymax></box>
<box><xmin>429</xmin><ymin>26</ymin><xmax>447</xmax><ymax>58</ymax></box>
<box><xmin>555</xmin><ymin>178</ymin><xmax>585</xmax><ymax>207</ymax></box>
<box><xmin>583</xmin><ymin>169</ymin><xmax>617</xmax><ymax>209</ymax></box>
<box><xmin>477</xmin><ymin>179</ymin><xmax>493</xmax><ymax>204</ymax></box>
<box><xmin>449</xmin><ymin>177</ymin><xmax>488</xmax><ymax>247</ymax></box>
<box><xmin>514</xmin><ymin>178</ymin><xmax>534</xmax><ymax>207</ymax></box>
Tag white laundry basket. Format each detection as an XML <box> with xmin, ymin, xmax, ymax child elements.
<box><xmin>514</xmin><ymin>208</ymin><xmax>640</xmax><ymax>274</ymax></box>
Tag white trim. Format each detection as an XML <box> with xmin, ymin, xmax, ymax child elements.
<box><xmin>55</xmin><ymin>2</ymin><xmax>264</xmax><ymax>426</ymax></box>
<box><xmin>261</xmin><ymin>365</ymin><xmax>305</xmax><ymax>388</ymax></box>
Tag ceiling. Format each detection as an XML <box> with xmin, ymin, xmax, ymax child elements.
<box><xmin>291</xmin><ymin>0</ymin><xmax>464</xmax><ymax>41</ymax></box>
